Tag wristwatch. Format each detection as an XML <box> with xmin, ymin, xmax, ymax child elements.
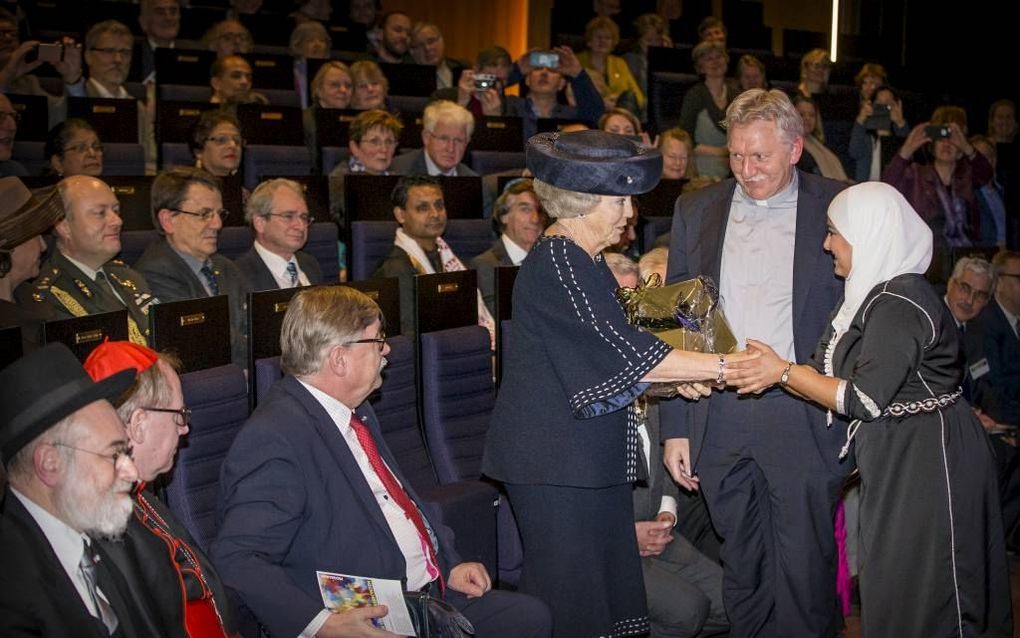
<box><xmin>779</xmin><ymin>361</ymin><xmax>793</xmax><ymax>387</ymax></box>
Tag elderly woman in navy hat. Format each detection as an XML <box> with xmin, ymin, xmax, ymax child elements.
<box><xmin>483</xmin><ymin>130</ymin><xmax>746</xmax><ymax>636</ymax></box>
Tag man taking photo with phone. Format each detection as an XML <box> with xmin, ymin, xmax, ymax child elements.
<box><xmin>0</xmin><ymin>8</ymin><xmax>84</xmax><ymax>107</ymax></box>
<box><xmin>505</xmin><ymin>45</ymin><xmax>605</xmax><ymax>139</ymax></box>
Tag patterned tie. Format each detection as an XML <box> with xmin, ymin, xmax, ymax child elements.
<box><xmin>199</xmin><ymin>263</ymin><xmax>220</xmax><ymax>296</ymax></box>
<box><xmin>348</xmin><ymin>413</ymin><xmax>443</xmax><ymax>591</ymax></box>
<box><xmin>79</xmin><ymin>539</ymin><xmax>119</xmax><ymax>635</ymax></box>
<box><xmin>286</xmin><ymin>261</ymin><xmax>299</xmax><ymax>287</ymax></box>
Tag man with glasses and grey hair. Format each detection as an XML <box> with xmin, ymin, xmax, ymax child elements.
<box><xmin>135</xmin><ymin>166</ymin><xmax>250</xmax><ymax>366</ymax></box>
<box><xmin>235</xmin><ymin>178</ymin><xmax>325</xmax><ymax>290</ymax></box>
<box><xmin>0</xmin><ymin>342</ymin><xmax>161</xmax><ymax>636</ymax></box>
<box><xmin>20</xmin><ymin>175</ymin><xmax>159</xmax><ymax>345</ymax></box>
<box><xmin>390</xmin><ymin>99</ymin><xmax>478</xmax><ymax>177</ymax></box>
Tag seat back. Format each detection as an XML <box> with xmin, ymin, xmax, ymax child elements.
<box><xmin>166</xmin><ymin>363</ymin><xmax>250</xmax><ymax>551</ymax></box>
<box><xmin>11</xmin><ymin>141</ymin><xmax>47</xmax><ymax>175</ymax></box>
<box><xmin>242</xmin><ymin>145</ymin><xmax>311</xmax><ymax>190</ymax></box>
<box><xmin>304</xmin><ymin>221</ymin><xmax>341</xmax><ymax>283</ymax></box>
<box><xmin>419</xmin><ymin>325</ymin><xmax>494</xmax><ymax>483</ymax></box>
<box><xmin>119</xmin><ymin>229</ymin><xmax>160</xmax><ymax>266</ymax></box>
<box><xmin>349</xmin><ymin>220</ymin><xmax>398</xmax><ymax>281</ymax></box>
<box><xmin>468</xmin><ymin>151</ymin><xmax>526</xmax><ymax>176</ymax></box>
<box><xmin>68</xmin><ymin>97</ymin><xmax>139</xmax><ymax>143</ymax></box>
<box><xmin>641</xmin><ymin>216</ymin><xmax>672</xmax><ymax>254</ymax></box>
<box><xmin>102</xmin><ymin>143</ymin><xmax>146</xmax><ymax>176</ymax></box>
<box><xmin>216</xmin><ymin>226</ymin><xmax>253</xmax><ymax>261</ymax></box>
<box><xmin>106</xmin><ymin>176</ymin><xmax>155</xmax><ymax>230</ymax></box>
<box><xmin>443</xmin><ymin>219</ymin><xmax>494</xmax><ymax>264</ymax></box>
<box><xmin>252</xmin><ymin>355</ymin><xmax>283</xmax><ymax>408</ymax></box>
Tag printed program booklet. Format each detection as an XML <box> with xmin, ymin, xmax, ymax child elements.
<box><xmin>316</xmin><ymin>570</ymin><xmax>416</xmax><ymax>635</ymax></box>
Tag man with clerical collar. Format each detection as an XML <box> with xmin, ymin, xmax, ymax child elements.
<box><xmin>389</xmin><ymin>100</ymin><xmax>478</xmax><ymax>178</ymax></box>
<box><xmin>135</xmin><ymin>166</ymin><xmax>250</xmax><ymax>367</ymax></box>
<box><xmin>234</xmin><ymin>178</ymin><xmax>325</xmax><ymax>291</ymax></box>
<box><xmin>470</xmin><ymin>178</ymin><xmax>546</xmax><ymax>314</ymax></box>
<box><xmin>21</xmin><ymin>175</ymin><xmax>158</xmax><ymax>345</ymax></box>
<box><xmin>373</xmin><ymin>174</ymin><xmax>493</xmax><ymax>339</ymax></box>
<box><xmin>83</xmin><ymin>340</ymin><xmax>237</xmax><ymax>638</ymax></box>
<box><xmin>0</xmin><ymin>342</ymin><xmax>162</xmax><ymax>636</ymax></box>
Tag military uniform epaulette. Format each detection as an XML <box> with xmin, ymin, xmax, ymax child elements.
<box><xmin>29</xmin><ymin>268</ymin><xmax>58</xmax><ymax>302</ymax></box>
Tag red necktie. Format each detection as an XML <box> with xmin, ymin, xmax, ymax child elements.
<box><xmin>349</xmin><ymin>414</ymin><xmax>444</xmax><ymax>592</ymax></box>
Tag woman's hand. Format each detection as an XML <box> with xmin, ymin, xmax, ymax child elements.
<box><xmin>675</xmin><ymin>382</ymin><xmax>712</xmax><ymax>400</ymax></box>
<box><xmin>725</xmin><ymin>339</ymin><xmax>786</xmax><ymax>394</ymax></box>
<box><xmin>899</xmin><ymin>122</ymin><xmax>931</xmax><ymax>159</ymax></box>
<box><xmin>890</xmin><ymin>98</ymin><xmax>906</xmax><ymax>128</ymax></box>
<box><xmin>946</xmin><ymin>122</ymin><xmax>976</xmax><ymax>157</ymax></box>
<box><xmin>856</xmin><ymin>100</ymin><xmax>873</xmax><ymax>124</ymax></box>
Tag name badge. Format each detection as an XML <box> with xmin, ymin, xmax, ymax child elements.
<box><xmin>969</xmin><ymin>358</ymin><xmax>990</xmax><ymax>380</ymax></box>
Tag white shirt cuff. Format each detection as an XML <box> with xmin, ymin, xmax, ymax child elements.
<box><xmin>658</xmin><ymin>496</ymin><xmax>678</xmax><ymax>527</ymax></box>
<box><xmin>300</xmin><ymin>609</ymin><xmax>332</xmax><ymax>637</ymax></box>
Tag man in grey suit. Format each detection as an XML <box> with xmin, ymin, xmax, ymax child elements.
<box><xmin>470</xmin><ymin>178</ymin><xmax>545</xmax><ymax>314</ymax></box>
<box><xmin>389</xmin><ymin>99</ymin><xmax>478</xmax><ymax>177</ymax></box>
<box><xmin>661</xmin><ymin>89</ymin><xmax>850</xmax><ymax>637</ymax></box>
<box><xmin>234</xmin><ymin>178</ymin><xmax>326</xmax><ymax>290</ymax></box>
<box><xmin>135</xmin><ymin>166</ymin><xmax>250</xmax><ymax>367</ymax></box>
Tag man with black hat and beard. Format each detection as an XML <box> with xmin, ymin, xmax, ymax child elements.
<box><xmin>0</xmin><ymin>342</ymin><xmax>164</xmax><ymax>636</ymax></box>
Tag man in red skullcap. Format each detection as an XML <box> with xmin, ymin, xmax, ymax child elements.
<box><xmin>84</xmin><ymin>340</ymin><xmax>237</xmax><ymax>638</ymax></box>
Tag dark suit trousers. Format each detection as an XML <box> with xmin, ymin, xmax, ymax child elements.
<box><xmin>696</xmin><ymin>390</ymin><xmax>844</xmax><ymax>638</ymax></box>
<box><xmin>447</xmin><ymin>588</ymin><xmax>552</xmax><ymax>638</ymax></box>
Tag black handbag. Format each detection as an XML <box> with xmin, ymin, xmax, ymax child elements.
<box><xmin>402</xmin><ymin>591</ymin><xmax>475</xmax><ymax>638</ymax></box>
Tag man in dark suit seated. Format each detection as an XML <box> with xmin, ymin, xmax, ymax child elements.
<box><xmin>135</xmin><ymin>166</ymin><xmax>250</xmax><ymax>367</ymax></box>
<box><xmin>372</xmin><ymin>11</ymin><xmax>413</xmax><ymax>64</ymax></box>
<box><xmin>21</xmin><ymin>176</ymin><xmax>158</xmax><ymax>345</ymax></box>
<box><xmin>944</xmin><ymin>256</ymin><xmax>996</xmax><ymax>403</ymax></box>
<box><xmin>137</xmin><ymin>0</ymin><xmax>181</xmax><ymax>82</ymax></box>
<box><xmin>211</xmin><ymin>286</ymin><xmax>551</xmax><ymax>637</ymax></box>
<box><xmin>0</xmin><ymin>343</ymin><xmax>162</xmax><ymax>636</ymax></box>
<box><xmin>982</xmin><ymin>250</ymin><xmax>1020</xmax><ymax>426</ymax></box>
<box><xmin>470</xmin><ymin>178</ymin><xmax>545</xmax><ymax>314</ymax></box>
<box><xmin>82</xmin><ymin>340</ymin><xmax>237</xmax><ymax>638</ymax></box>
<box><xmin>389</xmin><ymin>99</ymin><xmax>478</xmax><ymax>177</ymax></box>
<box><xmin>235</xmin><ymin>178</ymin><xmax>325</xmax><ymax>290</ymax></box>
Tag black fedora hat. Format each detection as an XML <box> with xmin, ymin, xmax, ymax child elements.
<box><xmin>0</xmin><ymin>342</ymin><xmax>136</xmax><ymax>466</ymax></box>
<box><xmin>526</xmin><ymin>129</ymin><xmax>662</xmax><ymax>196</ymax></box>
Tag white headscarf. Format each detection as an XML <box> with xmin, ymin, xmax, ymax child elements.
<box><xmin>827</xmin><ymin>181</ymin><xmax>933</xmax><ymax>341</ymax></box>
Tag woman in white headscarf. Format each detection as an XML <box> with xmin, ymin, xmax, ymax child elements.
<box><xmin>726</xmin><ymin>181</ymin><xmax>1011</xmax><ymax>637</ymax></box>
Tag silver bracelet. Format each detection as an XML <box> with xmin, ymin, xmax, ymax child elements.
<box><xmin>716</xmin><ymin>354</ymin><xmax>726</xmax><ymax>385</ymax></box>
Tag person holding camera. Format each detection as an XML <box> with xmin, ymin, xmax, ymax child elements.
<box><xmin>506</xmin><ymin>45</ymin><xmax>605</xmax><ymax>141</ymax></box>
<box><xmin>0</xmin><ymin>8</ymin><xmax>84</xmax><ymax>110</ymax></box>
<box><xmin>883</xmin><ymin>105</ymin><xmax>993</xmax><ymax>285</ymax></box>
<box><xmin>848</xmin><ymin>85</ymin><xmax>909</xmax><ymax>182</ymax></box>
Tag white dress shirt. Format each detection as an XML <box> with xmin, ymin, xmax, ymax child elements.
<box><xmin>500</xmin><ymin>234</ymin><xmax>529</xmax><ymax>266</ymax></box>
<box><xmin>424</xmin><ymin>150</ymin><xmax>458</xmax><ymax>176</ymax></box>
<box><xmin>86</xmin><ymin>78</ymin><xmax>131</xmax><ymax>99</ymax></box>
<box><xmin>636</xmin><ymin>423</ymin><xmax>677</xmax><ymax>521</ymax></box>
<box><xmin>253</xmin><ymin>240</ymin><xmax>310</xmax><ymax>288</ymax></box>
<box><xmin>62</xmin><ymin>251</ymin><xmax>128</xmax><ymax>307</ymax></box>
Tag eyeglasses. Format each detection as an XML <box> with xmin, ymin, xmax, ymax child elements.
<box><xmin>171</xmin><ymin>208</ymin><xmax>230</xmax><ymax>222</ymax></box>
<box><xmin>205</xmin><ymin>135</ymin><xmax>245</xmax><ymax>147</ymax></box>
<box><xmin>142</xmin><ymin>406</ymin><xmax>192</xmax><ymax>427</ymax></box>
<box><xmin>0</xmin><ymin>110</ymin><xmax>21</xmax><ymax>123</ymax></box>
<box><xmin>52</xmin><ymin>442</ymin><xmax>133</xmax><ymax>469</ymax></box>
<box><xmin>426</xmin><ymin>131</ymin><xmax>468</xmax><ymax>147</ymax></box>
<box><xmin>266</xmin><ymin>211</ymin><xmax>315</xmax><ymax>225</ymax></box>
<box><xmin>343</xmin><ymin>330</ymin><xmax>386</xmax><ymax>352</ymax></box>
<box><xmin>359</xmin><ymin>136</ymin><xmax>397</xmax><ymax>148</ymax></box>
<box><xmin>954</xmin><ymin>280</ymin><xmax>991</xmax><ymax>303</ymax></box>
<box><xmin>64</xmin><ymin>142</ymin><xmax>104</xmax><ymax>154</ymax></box>
<box><xmin>0</xmin><ymin>29</ymin><xmax>19</xmax><ymax>41</ymax></box>
<box><xmin>90</xmin><ymin>47</ymin><xmax>132</xmax><ymax>58</ymax></box>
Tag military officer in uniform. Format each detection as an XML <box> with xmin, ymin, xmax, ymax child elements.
<box><xmin>19</xmin><ymin>175</ymin><xmax>158</xmax><ymax>344</ymax></box>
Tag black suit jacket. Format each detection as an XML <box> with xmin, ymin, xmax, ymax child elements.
<box><xmin>660</xmin><ymin>172</ymin><xmax>849</xmax><ymax>473</ymax></box>
<box><xmin>0</xmin><ymin>488</ymin><xmax>163</xmax><ymax>637</ymax></box>
<box><xmin>978</xmin><ymin>300</ymin><xmax>1020</xmax><ymax>425</ymax></box>
<box><xmin>233</xmin><ymin>246</ymin><xmax>324</xmax><ymax>292</ymax></box>
<box><xmin>134</xmin><ymin>238</ymin><xmax>251</xmax><ymax>367</ymax></box>
<box><xmin>211</xmin><ymin>377</ymin><xmax>462</xmax><ymax>637</ymax></box>
<box><xmin>470</xmin><ymin>238</ymin><xmax>513</xmax><ymax>315</ymax></box>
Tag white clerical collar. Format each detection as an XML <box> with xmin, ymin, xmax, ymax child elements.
<box><xmin>500</xmin><ymin>234</ymin><xmax>529</xmax><ymax>265</ymax></box>
<box><xmin>734</xmin><ymin>170</ymin><xmax>800</xmax><ymax>208</ymax></box>
<box><xmin>424</xmin><ymin>150</ymin><xmax>457</xmax><ymax>177</ymax></box>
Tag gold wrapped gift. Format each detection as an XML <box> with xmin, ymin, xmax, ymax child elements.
<box><xmin>616</xmin><ymin>273</ymin><xmax>737</xmax><ymax>354</ymax></box>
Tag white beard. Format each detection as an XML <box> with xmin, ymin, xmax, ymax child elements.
<box><xmin>56</xmin><ymin>460</ymin><xmax>135</xmax><ymax>540</ymax></box>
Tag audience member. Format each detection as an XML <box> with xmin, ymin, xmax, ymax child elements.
<box><xmin>795</xmin><ymin>48</ymin><xmax>831</xmax><ymax>100</ymax></box>
<box><xmin>657</xmin><ymin>127</ymin><xmax>696</xmax><ymax>180</ymax></box>
<box><xmin>349</xmin><ymin>0</ymin><xmax>380</xmax><ymax>29</ymax></box>
<box><xmin>373</xmin><ymin>174</ymin><xmax>493</xmax><ymax>338</ymax></box>
<box><xmin>21</xmin><ymin>175</ymin><xmax>158</xmax><ymax>345</ymax></box>
<box><xmin>945</xmin><ymin>256</ymin><xmax>996</xmax><ymax>403</ymax></box>
<box><xmin>638</xmin><ymin>245</ymin><xmax>668</xmax><ymax>281</ymax></box>
<box><xmin>390</xmin><ymin>99</ymin><xmax>477</xmax><ymax>177</ymax></box>
<box><xmin>410</xmin><ymin>22</ymin><xmax>464</xmax><ymax>91</ymax></box>
<box><xmin>83</xmin><ymin>20</ymin><xmax>135</xmax><ymax>99</ymax></box>
<box><xmin>372</xmin><ymin>11</ymin><xmax>413</xmax><ymax>64</ymax></box>
<box><xmin>135</xmin><ymin>167</ymin><xmax>249</xmax><ymax>367</ymax></box>
<box><xmin>679</xmin><ymin>41</ymin><xmax>736</xmax><ymax>179</ymax></box>
<box><xmin>471</xmin><ymin>178</ymin><xmax>546</xmax><ymax>313</ymax></box>
<box><xmin>211</xmin><ymin>285</ymin><xmax>551</xmax><ymax>637</ymax></box>
<box><xmin>736</xmin><ymin>54</ymin><xmax>768</xmax><ymax>91</ymax></box>
<box><xmin>0</xmin><ymin>93</ymin><xmax>26</xmax><ymax>177</ymax></box>
<box><xmin>83</xmin><ymin>341</ymin><xmax>237</xmax><ymax>638</ymax></box>
<box><xmin>853</xmin><ymin>62</ymin><xmax>887</xmax><ymax>104</ymax></box>
<box><xmin>45</xmin><ymin>118</ymin><xmax>104</xmax><ymax>177</ymax></box>
<box><xmin>203</xmin><ymin>20</ymin><xmax>254</xmax><ymax>58</ymax></box>
<box><xmin>439</xmin><ymin>46</ymin><xmax>511</xmax><ymax>117</ymax></box>
<box><xmin>793</xmin><ymin>94</ymin><xmax>850</xmax><ymax>182</ymax></box>
<box><xmin>235</xmin><ymin>178</ymin><xmax>324</xmax><ymax>290</ymax></box>
<box><xmin>349</xmin><ymin>59</ymin><xmax>389</xmax><ymax>110</ymax></box>
<box><xmin>309</xmin><ymin>60</ymin><xmax>353</xmax><ymax>110</ymax></box>
<box><xmin>622</xmin><ymin>14</ymin><xmax>671</xmax><ymax>103</ymax></box>
<box><xmin>291</xmin><ymin>0</ymin><xmax>332</xmax><ymax>24</ymax></box>
<box><xmin>190</xmin><ymin>109</ymin><xmax>244</xmax><ymax>180</ymax></box>
<box><xmin>578</xmin><ymin>17</ymin><xmax>645</xmax><ymax>116</ymax></box>
<box><xmin>981</xmin><ymin>250</ymin><xmax>1020</xmax><ymax>427</ymax></box>
<box><xmin>697</xmin><ymin>16</ymin><xmax>727</xmax><ymax>45</ymax></box>
<box><xmin>883</xmin><ymin>105</ymin><xmax>992</xmax><ymax>284</ymax></box>
<box><xmin>0</xmin><ymin>342</ymin><xmax>160</xmax><ymax>636</ymax></box>
<box><xmin>209</xmin><ymin>55</ymin><xmax>268</xmax><ymax>106</ymax></box>
<box><xmin>290</xmin><ymin>21</ymin><xmax>331</xmax><ymax>110</ymax></box>
<box><xmin>0</xmin><ymin>8</ymin><xmax>84</xmax><ymax>100</ymax></box>
<box><xmin>848</xmin><ymin>85</ymin><xmax>909</xmax><ymax>182</ymax></box>
<box><xmin>137</xmin><ymin>0</ymin><xmax>181</xmax><ymax>81</ymax></box>
<box><xmin>988</xmin><ymin>99</ymin><xmax>1017</xmax><ymax>145</ymax></box>
<box><xmin>226</xmin><ymin>0</ymin><xmax>263</xmax><ymax>18</ymax></box>
<box><xmin>506</xmin><ymin>46</ymin><xmax>604</xmax><ymax>140</ymax></box>
<box><xmin>599</xmin><ymin>107</ymin><xmax>642</xmax><ymax>137</ymax></box>
<box><xmin>605</xmin><ymin>251</ymin><xmax>640</xmax><ymax>287</ymax></box>
<box><xmin>971</xmin><ymin>134</ymin><xmax>1008</xmax><ymax>246</ymax></box>
<box><xmin>0</xmin><ymin>177</ymin><xmax>62</xmax><ymax>350</ymax></box>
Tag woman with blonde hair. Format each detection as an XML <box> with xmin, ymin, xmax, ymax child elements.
<box><xmin>577</xmin><ymin>16</ymin><xmax>646</xmax><ymax>116</ymax></box>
